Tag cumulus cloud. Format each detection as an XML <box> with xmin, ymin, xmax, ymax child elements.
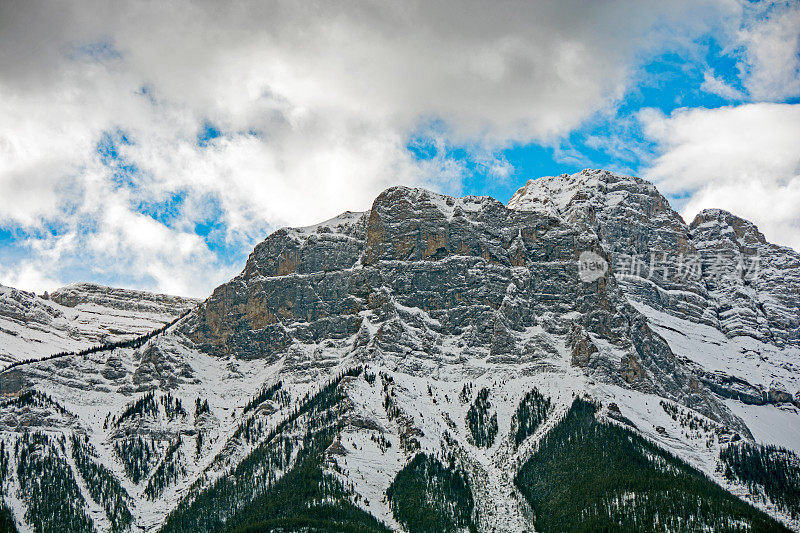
<box><xmin>0</xmin><ymin>0</ymin><xmax>753</xmax><ymax>296</ymax></box>
<box><xmin>735</xmin><ymin>2</ymin><xmax>800</xmax><ymax>101</ymax></box>
<box><xmin>640</xmin><ymin>104</ymin><xmax>800</xmax><ymax>251</ymax></box>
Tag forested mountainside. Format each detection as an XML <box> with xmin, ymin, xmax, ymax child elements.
<box><xmin>1</xmin><ymin>169</ymin><xmax>798</xmax><ymax>532</ymax></box>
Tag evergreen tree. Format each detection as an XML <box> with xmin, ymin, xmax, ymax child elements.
<box><xmin>465</xmin><ymin>388</ymin><xmax>497</xmax><ymax>448</ymax></box>
<box><xmin>145</xmin><ymin>436</ymin><xmax>186</xmax><ymax>500</ymax></box>
<box><xmin>720</xmin><ymin>441</ymin><xmax>800</xmax><ymax>518</ymax></box>
<box><xmin>159</xmin><ymin>367</ymin><xmax>388</xmax><ymax>533</ymax></box>
<box><xmin>387</xmin><ymin>453</ymin><xmax>475</xmax><ymax>533</ymax></box>
<box><xmin>512</xmin><ymin>387</ymin><xmax>552</xmax><ymax>448</ymax></box>
<box><xmin>0</xmin><ymin>503</ymin><xmax>18</xmax><ymax>533</ymax></box>
<box><xmin>114</xmin><ymin>435</ymin><xmax>158</xmax><ymax>483</ymax></box>
<box><xmin>515</xmin><ymin>398</ymin><xmax>789</xmax><ymax>532</ymax></box>
<box><xmin>16</xmin><ymin>432</ymin><xmax>94</xmax><ymax>533</ymax></box>
<box><xmin>70</xmin><ymin>435</ymin><xmax>133</xmax><ymax>532</ymax></box>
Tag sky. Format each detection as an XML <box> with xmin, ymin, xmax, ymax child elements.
<box><xmin>1</xmin><ymin>0</ymin><xmax>799</xmax><ymax>298</ymax></box>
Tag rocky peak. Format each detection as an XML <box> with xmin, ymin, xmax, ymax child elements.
<box><xmin>363</xmin><ymin>186</ymin><xmax>518</xmax><ymax>266</ymax></box>
<box><xmin>508</xmin><ymin>169</ymin><xmax>693</xmax><ymax>258</ymax></box>
<box><xmin>690</xmin><ymin>209</ymin><xmax>800</xmax><ymax>347</ymax></box>
<box><xmin>240</xmin><ymin>210</ymin><xmax>369</xmax><ymax>281</ymax></box>
<box><xmin>509</xmin><ymin>171</ymin><xmax>800</xmax><ymax>349</ymax></box>
<box><xmin>509</xmin><ymin>169</ymin><xmax>711</xmax><ymax>326</ymax></box>
<box><xmin>690</xmin><ymin>209</ymin><xmax>768</xmax><ymax>249</ymax></box>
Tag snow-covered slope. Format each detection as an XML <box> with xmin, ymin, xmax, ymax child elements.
<box><xmin>1</xmin><ymin>173</ymin><xmax>799</xmax><ymax>533</ymax></box>
<box><xmin>508</xmin><ymin>169</ymin><xmax>800</xmax><ymax>487</ymax></box>
<box><xmin>509</xmin><ymin>170</ymin><xmax>800</xmax><ymax>408</ymax></box>
<box><xmin>0</xmin><ymin>283</ymin><xmax>199</xmax><ymax>369</ymax></box>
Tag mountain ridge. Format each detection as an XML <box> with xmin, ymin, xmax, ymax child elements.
<box><xmin>0</xmin><ymin>282</ymin><xmax>199</xmax><ymax>369</ymax></box>
<box><xmin>1</xmin><ymin>170</ymin><xmax>798</xmax><ymax>532</ymax></box>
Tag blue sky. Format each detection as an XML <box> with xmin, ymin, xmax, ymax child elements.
<box><xmin>1</xmin><ymin>0</ymin><xmax>799</xmax><ymax>297</ymax></box>
<box><xmin>430</xmin><ymin>36</ymin><xmax>781</xmax><ymax>203</ymax></box>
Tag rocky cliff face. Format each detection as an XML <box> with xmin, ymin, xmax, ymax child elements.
<box><xmin>508</xmin><ymin>169</ymin><xmax>800</xmax><ymax>349</ymax></box>
<box><xmin>509</xmin><ymin>169</ymin><xmax>800</xmax><ymax>410</ymax></box>
<box><xmin>690</xmin><ymin>209</ymin><xmax>800</xmax><ymax>348</ymax></box>
<box><xmin>508</xmin><ymin>170</ymin><xmax>713</xmax><ymax>326</ymax></box>
<box><xmin>180</xmin><ymin>185</ymin><xmax>744</xmax><ymax>430</ymax></box>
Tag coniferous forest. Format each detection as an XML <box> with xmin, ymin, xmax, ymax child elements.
<box><xmin>465</xmin><ymin>388</ymin><xmax>498</xmax><ymax>448</ymax></box>
<box><xmin>16</xmin><ymin>432</ymin><xmax>94</xmax><ymax>533</ymax></box>
<box><xmin>158</xmin><ymin>367</ymin><xmax>389</xmax><ymax>533</ymax></box>
<box><xmin>386</xmin><ymin>453</ymin><xmax>475</xmax><ymax>533</ymax></box>
<box><xmin>0</xmin><ymin>438</ymin><xmax>17</xmax><ymax>533</ymax></box>
<box><xmin>3</xmin><ymin>365</ymin><xmax>800</xmax><ymax>533</ymax></box>
<box><xmin>0</xmin><ymin>504</ymin><xmax>17</xmax><ymax>533</ymax></box>
<box><xmin>512</xmin><ymin>387</ymin><xmax>552</xmax><ymax>448</ymax></box>
<box><xmin>2</xmin><ymin>382</ymin><xmax>800</xmax><ymax>532</ymax></box>
<box><xmin>514</xmin><ymin>398</ymin><xmax>790</xmax><ymax>533</ymax></box>
<box><xmin>720</xmin><ymin>441</ymin><xmax>800</xmax><ymax>518</ymax></box>
<box><xmin>70</xmin><ymin>434</ymin><xmax>133</xmax><ymax>532</ymax></box>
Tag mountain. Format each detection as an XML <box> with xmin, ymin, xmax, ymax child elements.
<box><xmin>0</xmin><ymin>170</ymin><xmax>798</xmax><ymax>532</ymax></box>
<box><xmin>510</xmin><ymin>171</ymin><xmax>800</xmax><ymax>422</ymax></box>
<box><xmin>0</xmin><ymin>283</ymin><xmax>200</xmax><ymax>369</ymax></box>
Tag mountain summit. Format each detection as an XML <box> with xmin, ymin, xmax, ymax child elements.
<box><xmin>1</xmin><ymin>170</ymin><xmax>798</xmax><ymax>532</ymax></box>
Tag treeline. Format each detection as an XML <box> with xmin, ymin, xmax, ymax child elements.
<box><xmin>161</xmin><ymin>393</ymin><xmax>187</xmax><ymax>420</ymax></box>
<box><xmin>512</xmin><ymin>387</ymin><xmax>552</xmax><ymax>448</ymax></box>
<box><xmin>387</xmin><ymin>453</ymin><xmax>475</xmax><ymax>533</ymax></box>
<box><xmin>465</xmin><ymin>387</ymin><xmax>497</xmax><ymax>448</ymax></box>
<box><xmin>660</xmin><ymin>400</ymin><xmax>718</xmax><ymax>447</ymax></box>
<box><xmin>15</xmin><ymin>432</ymin><xmax>94</xmax><ymax>533</ymax></box>
<box><xmin>70</xmin><ymin>434</ymin><xmax>133</xmax><ymax>532</ymax></box>
<box><xmin>0</xmin><ymin>439</ymin><xmax>9</xmax><ymax>488</ymax></box>
<box><xmin>144</xmin><ymin>436</ymin><xmax>185</xmax><ymax>500</ymax></box>
<box><xmin>458</xmin><ymin>383</ymin><xmax>474</xmax><ymax>404</ymax></box>
<box><xmin>107</xmin><ymin>391</ymin><xmax>187</xmax><ymax>429</ymax></box>
<box><xmin>2</xmin><ymin>390</ymin><xmax>73</xmax><ymax>418</ymax></box>
<box><xmin>720</xmin><ymin>441</ymin><xmax>800</xmax><ymax>518</ymax></box>
<box><xmin>220</xmin><ymin>422</ymin><xmax>388</xmax><ymax>533</ymax></box>
<box><xmin>0</xmin><ymin>439</ymin><xmax>15</xmax><ymax>533</ymax></box>
<box><xmin>114</xmin><ymin>435</ymin><xmax>159</xmax><ymax>484</ymax></box>
<box><xmin>194</xmin><ymin>397</ymin><xmax>211</xmax><ymax>420</ymax></box>
<box><xmin>194</xmin><ymin>396</ymin><xmax>212</xmax><ymax>458</ymax></box>
<box><xmin>110</xmin><ymin>391</ymin><xmax>159</xmax><ymax>428</ymax></box>
<box><xmin>514</xmin><ymin>398</ymin><xmax>789</xmax><ymax>532</ymax></box>
<box><xmin>381</xmin><ymin>375</ymin><xmax>421</xmax><ymax>453</ymax></box>
<box><xmin>159</xmin><ymin>366</ymin><xmax>375</xmax><ymax>533</ymax></box>
<box><xmin>232</xmin><ymin>381</ymin><xmax>286</xmax><ymax>444</ymax></box>
<box><xmin>0</xmin><ymin>307</ymin><xmax>193</xmax><ymax>374</ymax></box>
<box><xmin>242</xmin><ymin>381</ymin><xmax>283</xmax><ymax>415</ymax></box>
<box><xmin>0</xmin><ymin>504</ymin><xmax>17</xmax><ymax>533</ymax></box>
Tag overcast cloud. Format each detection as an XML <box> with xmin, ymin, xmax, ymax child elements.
<box><xmin>0</xmin><ymin>0</ymin><xmax>798</xmax><ymax>297</ymax></box>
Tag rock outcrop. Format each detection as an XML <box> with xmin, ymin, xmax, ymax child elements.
<box><xmin>0</xmin><ymin>282</ymin><xmax>199</xmax><ymax>368</ymax></box>
<box><xmin>181</xmin><ymin>185</ymin><xmax>743</xmax><ymax>429</ymax></box>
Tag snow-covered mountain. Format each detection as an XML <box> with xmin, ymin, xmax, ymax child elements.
<box><xmin>0</xmin><ymin>170</ymin><xmax>798</xmax><ymax>533</ymax></box>
<box><xmin>0</xmin><ymin>283</ymin><xmax>199</xmax><ymax>369</ymax></box>
<box><xmin>509</xmin><ymin>171</ymin><xmax>800</xmax><ymax>444</ymax></box>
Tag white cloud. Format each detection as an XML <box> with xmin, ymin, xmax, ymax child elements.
<box><xmin>0</xmin><ymin>0</ymin><xmax>748</xmax><ymax>296</ymax></box>
<box><xmin>700</xmin><ymin>70</ymin><xmax>746</xmax><ymax>100</ymax></box>
<box><xmin>736</xmin><ymin>2</ymin><xmax>800</xmax><ymax>101</ymax></box>
<box><xmin>640</xmin><ymin>103</ymin><xmax>800</xmax><ymax>251</ymax></box>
